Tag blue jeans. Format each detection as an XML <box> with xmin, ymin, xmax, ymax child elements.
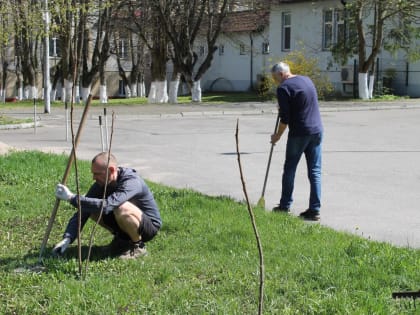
<box><xmin>280</xmin><ymin>133</ymin><xmax>322</xmax><ymax>212</ymax></box>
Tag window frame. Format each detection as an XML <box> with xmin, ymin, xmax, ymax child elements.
<box><xmin>281</xmin><ymin>12</ymin><xmax>292</xmax><ymax>51</ymax></box>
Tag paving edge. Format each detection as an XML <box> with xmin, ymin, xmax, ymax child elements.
<box><xmin>0</xmin><ymin>122</ymin><xmax>41</xmax><ymax>130</ymax></box>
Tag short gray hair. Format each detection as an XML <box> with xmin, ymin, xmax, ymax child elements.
<box><xmin>271</xmin><ymin>62</ymin><xmax>290</xmax><ymax>74</ymax></box>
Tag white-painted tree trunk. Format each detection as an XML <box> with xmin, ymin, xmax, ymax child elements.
<box><xmin>368</xmin><ymin>75</ymin><xmax>375</xmax><ymax>99</ymax></box>
<box><xmin>191</xmin><ymin>80</ymin><xmax>202</xmax><ymax>102</ymax></box>
<box><xmin>139</xmin><ymin>82</ymin><xmax>145</xmax><ymax>97</ymax></box>
<box><xmin>61</xmin><ymin>85</ymin><xmax>66</xmax><ymax>103</ymax></box>
<box><xmin>75</xmin><ymin>85</ymin><xmax>81</xmax><ymax>104</ymax></box>
<box><xmin>0</xmin><ymin>89</ymin><xmax>4</xmax><ymax>102</ymax></box>
<box><xmin>81</xmin><ymin>86</ymin><xmax>91</xmax><ymax>103</ymax></box>
<box><xmin>169</xmin><ymin>79</ymin><xmax>180</xmax><ymax>104</ymax></box>
<box><xmin>125</xmin><ymin>85</ymin><xmax>132</xmax><ymax>98</ymax></box>
<box><xmin>27</xmin><ymin>86</ymin><xmax>38</xmax><ymax>99</ymax></box>
<box><xmin>148</xmin><ymin>82</ymin><xmax>157</xmax><ymax>104</ymax></box>
<box><xmin>358</xmin><ymin>73</ymin><xmax>369</xmax><ymax>100</ymax></box>
<box><xmin>130</xmin><ymin>83</ymin><xmax>137</xmax><ymax>98</ymax></box>
<box><xmin>64</xmin><ymin>79</ymin><xmax>73</xmax><ymax>103</ymax></box>
<box><xmin>99</xmin><ymin>85</ymin><xmax>108</xmax><ymax>103</ymax></box>
<box><xmin>17</xmin><ymin>86</ymin><xmax>23</xmax><ymax>101</ymax></box>
<box><xmin>51</xmin><ymin>88</ymin><xmax>57</xmax><ymax>101</ymax></box>
<box><xmin>148</xmin><ymin>80</ymin><xmax>168</xmax><ymax>104</ymax></box>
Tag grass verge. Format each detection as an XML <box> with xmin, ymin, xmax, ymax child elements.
<box><xmin>0</xmin><ymin>92</ymin><xmax>262</xmax><ymax>109</ymax></box>
<box><xmin>0</xmin><ymin>151</ymin><xmax>419</xmax><ymax>314</ymax></box>
<box><xmin>0</xmin><ymin>115</ymin><xmax>33</xmax><ymax>125</ymax></box>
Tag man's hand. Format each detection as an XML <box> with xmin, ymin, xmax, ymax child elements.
<box><xmin>271</xmin><ymin>133</ymin><xmax>282</xmax><ymax>145</ymax></box>
<box><xmin>55</xmin><ymin>184</ymin><xmax>75</xmax><ymax>201</ymax></box>
<box><xmin>52</xmin><ymin>237</ymin><xmax>71</xmax><ymax>256</ymax></box>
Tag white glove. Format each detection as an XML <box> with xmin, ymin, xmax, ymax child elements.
<box><xmin>55</xmin><ymin>184</ymin><xmax>75</xmax><ymax>201</ymax></box>
<box><xmin>52</xmin><ymin>237</ymin><xmax>71</xmax><ymax>256</ymax></box>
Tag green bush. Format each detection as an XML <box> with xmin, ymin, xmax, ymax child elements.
<box><xmin>269</xmin><ymin>50</ymin><xmax>334</xmax><ymax>100</ymax></box>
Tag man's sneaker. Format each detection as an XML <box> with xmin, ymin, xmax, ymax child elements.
<box><xmin>103</xmin><ymin>236</ymin><xmax>131</xmax><ymax>254</ymax></box>
<box><xmin>299</xmin><ymin>209</ymin><xmax>320</xmax><ymax>221</ymax></box>
<box><xmin>272</xmin><ymin>205</ymin><xmax>290</xmax><ymax>213</ymax></box>
<box><xmin>119</xmin><ymin>241</ymin><xmax>147</xmax><ymax>260</ymax></box>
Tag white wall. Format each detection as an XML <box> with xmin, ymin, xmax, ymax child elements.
<box><xmin>200</xmin><ymin>31</ymin><xmax>270</xmax><ymax>92</ymax></box>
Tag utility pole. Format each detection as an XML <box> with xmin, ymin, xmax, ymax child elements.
<box><xmin>43</xmin><ymin>0</ymin><xmax>51</xmax><ymax>113</ymax></box>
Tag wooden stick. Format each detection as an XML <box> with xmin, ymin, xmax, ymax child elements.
<box><xmin>235</xmin><ymin>119</ymin><xmax>265</xmax><ymax>315</ymax></box>
<box><xmin>38</xmin><ymin>94</ymin><xmax>94</xmax><ymax>262</ymax></box>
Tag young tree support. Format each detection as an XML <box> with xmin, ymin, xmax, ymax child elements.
<box><xmin>270</xmin><ymin>62</ymin><xmax>323</xmax><ymax>221</ymax></box>
<box><xmin>53</xmin><ymin>152</ymin><xmax>162</xmax><ymax>259</ymax></box>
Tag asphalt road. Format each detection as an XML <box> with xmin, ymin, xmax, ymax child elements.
<box><xmin>1</xmin><ymin>102</ymin><xmax>420</xmax><ymax>247</ymax></box>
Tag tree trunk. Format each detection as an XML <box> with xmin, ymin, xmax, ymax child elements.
<box><xmin>125</xmin><ymin>85</ymin><xmax>132</xmax><ymax>98</ymax></box>
<box><xmin>130</xmin><ymin>83</ymin><xmax>137</xmax><ymax>98</ymax></box>
<box><xmin>192</xmin><ymin>80</ymin><xmax>202</xmax><ymax>102</ymax></box>
<box><xmin>368</xmin><ymin>74</ymin><xmax>375</xmax><ymax>99</ymax></box>
<box><xmin>17</xmin><ymin>79</ymin><xmax>23</xmax><ymax>100</ymax></box>
<box><xmin>64</xmin><ymin>79</ymin><xmax>73</xmax><ymax>103</ymax></box>
<box><xmin>100</xmin><ymin>85</ymin><xmax>108</xmax><ymax>103</ymax></box>
<box><xmin>139</xmin><ymin>81</ymin><xmax>145</xmax><ymax>97</ymax></box>
<box><xmin>51</xmin><ymin>88</ymin><xmax>57</xmax><ymax>101</ymax></box>
<box><xmin>81</xmin><ymin>85</ymin><xmax>91</xmax><ymax>103</ymax></box>
<box><xmin>148</xmin><ymin>82</ymin><xmax>157</xmax><ymax>104</ymax></box>
<box><xmin>169</xmin><ymin>79</ymin><xmax>180</xmax><ymax>104</ymax></box>
<box><xmin>149</xmin><ymin>80</ymin><xmax>168</xmax><ymax>103</ymax></box>
<box><xmin>358</xmin><ymin>73</ymin><xmax>369</xmax><ymax>100</ymax></box>
<box><xmin>27</xmin><ymin>86</ymin><xmax>38</xmax><ymax>99</ymax></box>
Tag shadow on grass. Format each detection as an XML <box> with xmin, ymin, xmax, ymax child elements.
<box><xmin>0</xmin><ymin>245</ymin><xmax>121</xmax><ymax>274</ymax></box>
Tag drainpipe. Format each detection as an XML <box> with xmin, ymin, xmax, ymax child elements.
<box><xmin>249</xmin><ymin>32</ymin><xmax>254</xmax><ymax>91</ymax></box>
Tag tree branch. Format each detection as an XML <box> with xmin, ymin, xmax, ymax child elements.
<box><xmin>235</xmin><ymin>119</ymin><xmax>265</xmax><ymax>315</ymax></box>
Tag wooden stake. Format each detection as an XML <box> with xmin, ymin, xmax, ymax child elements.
<box><xmin>38</xmin><ymin>94</ymin><xmax>94</xmax><ymax>262</ymax></box>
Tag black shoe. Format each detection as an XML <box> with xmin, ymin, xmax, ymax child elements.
<box><xmin>102</xmin><ymin>236</ymin><xmax>131</xmax><ymax>255</ymax></box>
<box><xmin>272</xmin><ymin>205</ymin><xmax>290</xmax><ymax>213</ymax></box>
<box><xmin>299</xmin><ymin>209</ymin><xmax>320</xmax><ymax>221</ymax></box>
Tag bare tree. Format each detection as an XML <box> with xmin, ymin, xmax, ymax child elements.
<box><xmin>0</xmin><ymin>1</ymin><xmax>13</xmax><ymax>102</ymax></box>
<box><xmin>154</xmin><ymin>0</ymin><xmax>231</xmax><ymax>103</ymax></box>
<box><xmin>333</xmin><ymin>0</ymin><xmax>420</xmax><ymax>99</ymax></box>
<box><xmin>12</xmin><ymin>0</ymin><xmax>43</xmax><ymax>100</ymax></box>
<box><xmin>112</xmin><ymin>29</ymin><xmax>147</xmax><ymax>98</ymax></box>
<box><xmin>120</xmin><ymin>0</ymin><xmax>169</xmax><ymax>103</ymax></box>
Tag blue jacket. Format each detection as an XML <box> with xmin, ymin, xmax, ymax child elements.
<box><xmin>277</xmin><ymin>75</ymin><xmax>323</xmax><ymax>136</ymax></box>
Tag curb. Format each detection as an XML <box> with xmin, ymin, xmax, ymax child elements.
<box><xmin>0</xmin><ymin>122</ymin><xmax>41</xmax><ymax>130</ymax></box>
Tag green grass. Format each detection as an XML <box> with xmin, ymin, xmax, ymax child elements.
<box><xmin>371</xmin><ymin>94</ymin><xmax>410</xmax><ymax>102</ymax></box>
<box><xmin>0</xmin><ymin>115</ymin><xmax>33</xmax><ymax>125</ymax></box>
<box><xmin>1</xmin><ymin>151</ymin><xmax>419</xmax><ymax>314</ymax></box>
<box><xmin>0</xmin><ymin>92</ymin><xmax>262</xmax><ymax>109</ymax></box>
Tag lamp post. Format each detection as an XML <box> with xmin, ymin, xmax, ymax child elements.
<box><xmin>42</xmin><ymin>0</ymin><xmax>51</xmax><ymax>113</ymax></box>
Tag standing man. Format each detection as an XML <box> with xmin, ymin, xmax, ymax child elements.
<box><xmin>53</xmin><ymin>152</ymin><xmax>162</xmax><ymax>259</ymax></box>
<box><xmin>270</xmin><ymin>62</ymin><xmax>323</xmax><ymax>221</ymax></box>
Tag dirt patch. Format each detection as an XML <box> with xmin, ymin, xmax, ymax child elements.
<box><xmin>0</xmin><ymin>142</ymin><xmax>11</xmax><ymax>155</ymax></box>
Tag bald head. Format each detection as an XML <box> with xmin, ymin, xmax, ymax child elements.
<box><xmin>92</xmin><ymin>152</ymin><xmax>118</xmax><ymax>168</ymax></box>
<box><xmin>91</xmin><ymin>153</ymin><xmax>119</xmax><ymax>186</ymax></box>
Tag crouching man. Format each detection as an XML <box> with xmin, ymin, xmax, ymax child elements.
<box><xmin>53</xmin><ymin>152</ymin><xmax>162</xmax><ymax>259</ymax></box>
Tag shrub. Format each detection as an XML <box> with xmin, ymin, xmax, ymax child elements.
<box><xmin>269</xmin><ymin>50</ymin><xmax>334</xmax><ymax>100</ymax></box>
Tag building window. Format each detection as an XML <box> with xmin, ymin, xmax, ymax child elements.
<box><xmin>219</xmin><ymin>44</ymin><xmax>225</xmax><ymax>56</ymax></box>
<box><xmin>118</xmin><ymin>38</ymin><xmax>129</xmax><ymax>59</ymax></box>
<box><xmin>239</xmin><ymin>44</ymin><xmax>246</xmax><ymax>55</ymax></box>
<box><xmin>49</xmin><ymin>37</ymin><xmax>61</xmax><ymax>57</ymax></box>
<box><xmin>118</xmin><ymin>80</ymin><xmax>126</xmax><ymax>96</ymax></box>
<box><xmin>323</xmin><ymin>9</ymin><xmax>345</xmax><ymax>50</ymax></box>
<box><xmin>282</xmin><ymin>12</ymin><xmax>291</xmax><ymax>51</ymax></box>
<box><xmin>262</xmin><ymin>42</ymin><xmax>270</xmax><ymax>54</ymax></box>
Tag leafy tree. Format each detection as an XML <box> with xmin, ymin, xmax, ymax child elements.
<box><xmin>332</xmin><ymin>0</ymin><xmax>420</xmax><ymax>99</ymax></box>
